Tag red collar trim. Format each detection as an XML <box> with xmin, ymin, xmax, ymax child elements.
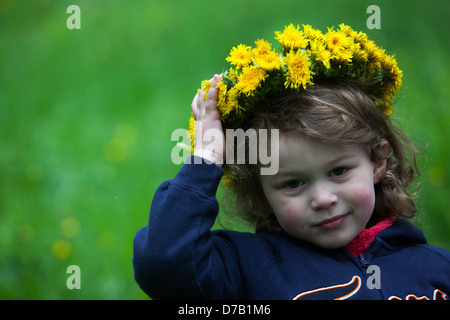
<box><xmin>345</xmin><ymin>218</ymin><xmax>395</xmax><ymax>257</ymax></box>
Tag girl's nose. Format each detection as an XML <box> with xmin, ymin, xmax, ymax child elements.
<box><xmin>310</xmin><ymin>182</ymin><xmax>338</xmax><ymax>211</ymax></box>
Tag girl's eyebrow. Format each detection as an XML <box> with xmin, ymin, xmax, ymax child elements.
<box><xmin>324</xmin><ymin>153</ymin><xmax>357</xmax><ymax>167</ymax></box>
<box><xmin>273</xmin><ymin>153</ymin><xmax>357</xmax><ymax>178</ymax></box>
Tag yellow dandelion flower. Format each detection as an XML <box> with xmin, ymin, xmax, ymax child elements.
<box><xmin>383</xmin><ymin>55</ymin><xmax>401</xmax><ymax>78</ymax></box>
<box><xmin>325</xmin><ymin>28</ymin><xmax>354</xmax><ymax>63</ymax></box>
<box><xmin>382</xmin><ymin>54</ymin><xmax>403</xmax><ymax>94</ymax></box>
<box><xmin>340</xmin><ymin>25</ymin><xmax>371</xmax><ymax>63</ymax></box>
<box><xmin>363</xmin><ymin>39</ymin><xmax>385</xmax><ymax>64</ymax></box>
<box><xmin>310</xmin><ymin>39</ymin><xmax>332</xmax><ymax>69</ymax></box>
<box><xmin>235</xmin><ymin>65</ymin><xmax>267</xmax><ymax>96</ymax></box>
<box><xmin>252</xmin><ymin>39</ymin><xmax>282</xmax><ymax>71</ymax></box>
<box><xmin>227</xmin><ymin>67</ymin><xmax>239</xmax><ymax>82</ymax></box>
<box><xmin>228</xmin><ymin>87</ymin><xmax>243</xmax><ymax>114</ymax></box>
<box><xmin>226</xmin><ymin>44</ymin><xmax>253</xmax><ymax>69</ymax></box>
<box><xmin>302</xmin><ymin>24</ymin><xmax>324</xmax><ymax>41</ymax></box>
<box><xmin>335</xmin><ymin>49</ymin><xmax>353</xmax><ymax>64</ymax></box>
<box><xmin>216</xmin><ymin>79</ymin><xmax>228</xmax><ymax>110</ymax></box>
<box><xmin>338</xmin><ymin>24</ymin><xmax>357</xmax><ymax>38</ymax></box>
<box><xmin>376</xmin><ymin>99</ymin><xmax>394</xmax><ymax>116</ymax></box>
<box><xmin>325</xmin><ymin>28</ymin><xmax>351</xmax><ymax>49</ymax></box>
<box><xmin>317</xmin><ymin>50</ymin><xmax>332</xmax><ymax>69</ymax></box>
<box><xmin>219</xmin><ymin>87</ymin><xmax>242</xmax><ymax>119</ymax></box>
<box><xmin>253</xmin><ymin>39</ymin><xmax>272</xmax><ymax>56</ymax></box>
<box><xmin>350</xmin><ymin>42</ymin><xmax>369</xmax><ymax>63</ymax></box>
<box><xmin>188</xmin><ymin>115</ymin><xmax>195</xmax><ymax>153</ymax></box>
<box><xmin>352</xmin><ymin>30</ymin><xmax>369</xmax><ymax>47</ymax></box>
<box><xmin>365</xmin><ymin>46</ymin><xmax>386</xmax><ymax>77</ymax></box>
<box><xmin>253</xmin><ymin>51</ymin><xmax>282</xmax><ymax>72</ymax></box>
<box><xmin>198</xmin><ymin>79</ymin><xmax>212</xmax><ymax>100</ymax></box>
<box><xmin>275</xmin><ymin>24</ymin><xmax>308</xmax><ymax>50</ymax></box>
<box><xmin>384</xmin><ymin>104</ymin><xmax>394</xmax><ymax>116</ymax></box>
<box><xmin>284</xmin><ymin>50</ymin><xmax>314</xmax><ymax>89</ymax></box>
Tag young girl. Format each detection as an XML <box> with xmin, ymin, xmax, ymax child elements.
<box><xmin>133</xmin><ymin>24</ymin><xmax>450</xmax><ymax>300</ymax></box>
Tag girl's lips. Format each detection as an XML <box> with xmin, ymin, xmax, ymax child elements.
<box><xmin>316</xmin><ymin>213</ymin><xmax>349</xmax><ymax>230</ymax></box>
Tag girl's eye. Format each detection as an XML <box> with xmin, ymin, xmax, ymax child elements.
<box><xmin>330</xmin><ymin>167</ymin><xmax>347</xmax><ymax>177</ymax></box>
<box><xmin>286</xmin><ymin>180</ymin><xmax>303</xmax><ymax>189</ymax></box>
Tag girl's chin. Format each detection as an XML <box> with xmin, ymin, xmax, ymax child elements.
<box><xmin>308</xmin><ymin>227</ymin><xmax>361</xmax><ymax>249</ymax></box>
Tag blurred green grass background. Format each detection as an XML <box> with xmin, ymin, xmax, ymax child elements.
<box><xmin>0</xmin><ymin>0</ymin><xmax>448</xmax><ymax>299</ymax></box>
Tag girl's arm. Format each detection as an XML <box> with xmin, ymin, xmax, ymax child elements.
<box><xmin>132</xmin><ymin>77</ymin><xmax>245</xmax><ymax>299</ymax></box>
<box><xmin>133</xmin><ymin>156</ymin><xmax>239</xmax><ymax>299</ymax></box>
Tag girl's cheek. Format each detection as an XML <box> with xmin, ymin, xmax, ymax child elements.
<box><xmin>275</xmin><ymin>203</ymin><xmax>306</xmax><ymax>228</ymax></box>
<box><xmin>348</xmin><ymin>184</ymin><xmax>376</xmax><ymax>212</ymax></box>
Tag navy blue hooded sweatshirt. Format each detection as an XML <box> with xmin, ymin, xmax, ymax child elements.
<box><xmin>133</xmin><ymin>156</ymin><xmax>450</xmax><ymax>300</ymax></box>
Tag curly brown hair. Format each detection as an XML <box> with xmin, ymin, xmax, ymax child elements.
<box><xmin>222</xmin><ymin>80</ymin><xmax>421</xmax><ymax>232</ymax></box>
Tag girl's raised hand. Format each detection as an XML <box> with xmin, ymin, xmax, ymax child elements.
<box><xmin>191</xmin><ymin>74</ymin><xmax>225</xmax><ymax>166</ymax></box>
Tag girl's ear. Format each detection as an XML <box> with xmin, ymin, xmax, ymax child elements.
<box><xmin>373</xmin><ymin>139</ymin><xmax>389</xmax><ymax>184</ymax></box>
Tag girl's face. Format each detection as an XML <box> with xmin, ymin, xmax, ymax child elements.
<box><xmin>260</xmin><ymin>133</ymin><xmax>386</xmax><ymax>249</ymax></box>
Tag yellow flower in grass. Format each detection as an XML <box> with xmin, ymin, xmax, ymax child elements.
<box><xmin>235</xmin><ymin>65</ymin><xmax>267</xmax><ymax>96</ymax></box>
<box><xmin>51</xmin><ymin>240</ymin><xmax>72</xmax><ymax>260</ymax></box>
<box><xmin>226</xmin><ymin>44</ymin><xmax>253</xmax><ymax>69</ymax></box>
<box><xmin>253</xmin><ymin>40</ymin><xmax>282</xmax><ymax>72</ymax></box>
<box><xmin>284</xmin><ymin>50</ymin><xmax>314</xmax><ymax>89</ymax></box>
<box><xmin>275</xmin><ymin>24</ymin><xmax>308</xmax><ymax>51</ymax></box>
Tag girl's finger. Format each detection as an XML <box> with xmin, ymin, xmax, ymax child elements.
<box><xmin>191</xmin><ymin>92</ymin><xmax>199</xmax><ymax>118</ymax></box>
<box><xmin>204</xmin><ymin>74</ymin><xmax>222</xmax><ymax>117</ymax></box>
<box><xmin>191</xmin><ymin>90</ymin><xmax>206</xmax><ymax>120</ymax></box>
<box><xmin>192</xmin><ymin>74</ymin><xmax>222</xmax><ymax>120</ymax></box>
<box><xmin>205</xmin><ymin>74</ymin><xmax>220</xmax><ymax>102</ymax></box>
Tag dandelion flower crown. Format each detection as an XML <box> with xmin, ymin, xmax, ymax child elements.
<box><xmin>188</xmin><ymin>23</ymin><xmax>403</xmax><ymax>152</ymax></box>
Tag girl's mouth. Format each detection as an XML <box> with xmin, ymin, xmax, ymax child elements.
<box><xmin>316</xmin><ymin>213</ymin><xmax>349</xmax><ymax>230</ymax></box>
